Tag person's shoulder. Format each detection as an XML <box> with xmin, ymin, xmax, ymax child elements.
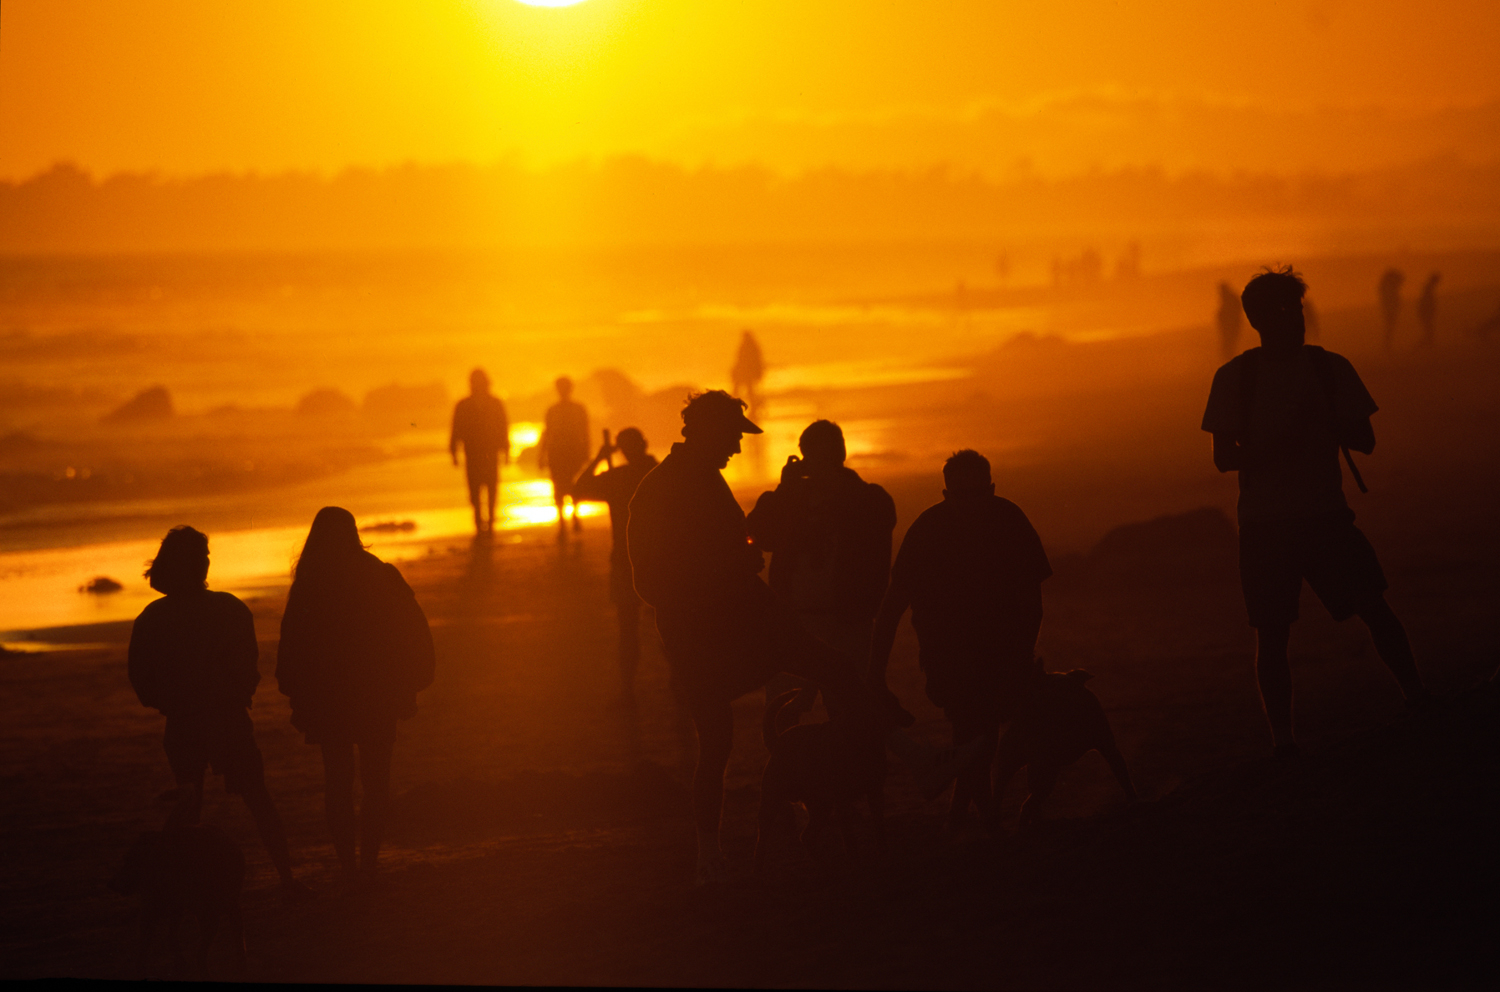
<box><xmin>1212</xmin><ymin>351</ymin><xmax>1253</xmax><ymax>381</ymax></box>
<box><xmin>988</xmin><ymin>494</ymin><xmax>1034</xmax><ymax>522</ymax></box>
<box><xmin>1310</xmin><ymin>346</ymin><xmax>1359</xmax><ymax>374</ymax></box>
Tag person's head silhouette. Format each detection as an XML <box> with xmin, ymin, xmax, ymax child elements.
<box><xmin>470</xmin><ymin>368</ymin><xmax>491</xmax><ymax>396</ymax></box>
<box><xmin>681</xmin><ymin>390</ymin><xmax>762</xmax><ymax>469</ymax></box>
<box><xmin>294</xmin><ymin>506</ymin><xmax>365</xmax><ymax>582</ymax></box>
<box><xmin>145</xmin><ymin>526</ymin><xmax>210</xmax><ymax>595</ymax></box>
<box><xmin>616</xmin><ymin>427</ymin><xmax>649</xmax><ymax>463</ymax></box>
<box><xmin>555</xmin><ymin>376</ymin><xmax>573</xmax><ymax>401</ymax></box>
<box><xmin>1241</xmin><ymin>266</ymin><xmax>1307</xmax><ymax>355</ymax></box>
<box><xmin>798</xmin><ymin>419</ymin><xmax>846</xmax><ymax>474</ymax></box>
<box><xmin>942</xmin><ymin>449</ymin><xmax>995</xmax><ymax>500</ymax></box>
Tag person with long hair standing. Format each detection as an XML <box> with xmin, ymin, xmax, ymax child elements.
<box><xmin>127</xmin><ymin>525</ymin><xmax>311</xmax><ymax>902</ymax></box>
<box><xmin>275</xmin><ymin>507</ymin><xmax>435</xmax><ymax>883</ymax></box>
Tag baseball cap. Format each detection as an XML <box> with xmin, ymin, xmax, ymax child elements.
<box><xmin>681</xmin><ymin>390</ymin><xmax>763</xmax><ymax>434</ymax></box>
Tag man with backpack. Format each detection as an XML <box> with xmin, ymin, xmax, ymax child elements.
<box><xmin>1202</xmin><ymin>266</ymin><xmax>1431</xmax><ymax>761</ymax></box>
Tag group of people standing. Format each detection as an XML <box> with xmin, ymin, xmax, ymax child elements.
<box><xmin>125</xmin><ymin>267</ymin><xmax>1433</xmax><ymax>891</ymax></box>
<box><xmin>128</xmin><ymin>508</ymin><xmax>435</xmax><ymax>896</ymax></box>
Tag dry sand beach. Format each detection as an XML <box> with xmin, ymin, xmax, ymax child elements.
<box><xmin>3</xmin><ymin>278</ymin><xmax>1498</xmax><ymax>985</ymax></box>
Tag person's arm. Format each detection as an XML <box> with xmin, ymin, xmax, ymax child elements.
<box><xmin>1212</xmin><ymin>432</ymin><xmax>1243</xmax><ymax>473</ymax></box>
<box><xmin>571</xmin><ymin>459</ymin><xmax>613</xmax><ymax>503</ymax></box>
<box><xmin>498</xmin><ymin>401</ymin><xmax>511</xmax><ymax>465</ymax></box>
<box><xmin>1342</xmin><ymin>417</ymin><xmax>1375</xmax><ymax>455</ymax></box>
<box><xmin>869</xmin><ymin>539</ymin><xmax>915</xmax><ymax>691</ymax></box>
<box><xmin>230</xmin><ymin>598</ymin><xmax>261</xmax><ymax>708</ymax></box>
<box><xmin>449</xmin><ymin>403</ymin><xmax>462</xmax><ymax>466</ymax></box>
<box><xmin>745</xmin><ymin>489</ymin><xmax>780</xmax><ymax>551</ymax></box>
<box><xmin>126</xmin><ymin>610</ymin><xmax>165</xmax><ymax>711</ymax></box>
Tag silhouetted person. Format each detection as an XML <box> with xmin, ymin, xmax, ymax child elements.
<box><xmin>450</xmin><ymin>368</ymin><xmax>511</xmax><ymax>535</ymax></box>
<box><xmin>1378</xmin><ymin>268</ymin><xmax>1404</xmax><ymax>351</ymax></box>
<box><xmin>127</xmin><ymin>526</ymin><xmax>310</xmax><ymax>902</ymax></box>
<box><xmin>746</xmin><ymin>419</ymin><xmax>896</xmax><ymax>721</ymax></box>
<box><xmin>276</xmin><ymin>507</ymin><xmax>435</xmax><ymax>882</ymax></box>
<box><xmin>572</xmin><ymin>427</ymin><xmax>659</xmax><ymax>699</ymax></box>
<box><xmin>730</xmin><ymin>330</ymin><xmax>765</xmax><ymax>417</ymax></box>
<box><xmin>870</xmin><ymin>450</ymin><xmax>1051</xmax><ymax>833</ymax></box>
<box><xmin>540</xmin><ymin>376</ymin><xmax>590</xmax><ymax>538</ymax></box>
<box><xmin>1217</xmin><ymin>281</ymin><xmax>1243</xmax><ymax>359</ymax></box>
<box><xmin>1202</xmin><ymin>266</ymin><xmax>1430</xmax><ymax>761</ymax></box>
<box><xmin>1417</xmin><ymin>272</ymin><xmax>1440</xmax><ymax>347</ymax></box>
<box><xmin>1303</xmin><ymin>296</ymin><xmax>1321</xmax><ymax>341</ymax></box>
<box><xmin>628</xmin><ymin>391</ymin><xmax>953</xmax><ymax>883</ymax></box>
<box><xmin>1477</xmin><ymin>301</ymin><xmax>1500</xmax><ymax>341</ymax></box>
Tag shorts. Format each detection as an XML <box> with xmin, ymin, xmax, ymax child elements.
<box><xmin>1239</xmin><ymin>510</ymin><xmax>1388</xmax><ymax>628</ymax></box>
<box><xmin>163</xmin><ymin>708</ymin><xmax>265</xmax><ymax>795</ymax></box>
<box><xmin>466</xmin><ymin>453</ymin><xmax>498</xmax><ymax>488</ymax></box>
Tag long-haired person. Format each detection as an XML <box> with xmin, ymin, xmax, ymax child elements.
<box><xmin>275</xmin><ymin>507</ymin><xmax>435</xmax><ymax>881</ymax></box>
<box><xmin>127</xmin><ymin>526</ymin><xmax>311</xmax><ymax>902</ymax></box>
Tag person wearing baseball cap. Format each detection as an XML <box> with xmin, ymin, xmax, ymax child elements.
<box><xmin>628</xmin><ymin>390</ymin><xmax>959</xmax><ymax>885</ymax></box>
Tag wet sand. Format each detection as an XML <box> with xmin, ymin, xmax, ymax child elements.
<box><xmin>3</xmin><ymin>311</ymin><xmax>1499</xmax><ymax>985</ymax></box>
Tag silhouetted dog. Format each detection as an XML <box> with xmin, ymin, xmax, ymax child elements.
<box><xmin>991</xmin><ymin>667</ymin><xmax>1137</xmax><ymax>830</ymax></box>
<box><xmin>754</xmin><ymin>690</ymin><xmax>886</xmax><ymax>871</ymax></box>
<box><xmin>109</xmin><ymin>825</ymin><xmax>246</xmax><ymax>978</ymax></box>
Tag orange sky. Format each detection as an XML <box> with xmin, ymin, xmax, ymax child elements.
<box><xmin>2</xmin><ymin>0</ymin><xmax>1499</xmax><ymax>180</ymax></box>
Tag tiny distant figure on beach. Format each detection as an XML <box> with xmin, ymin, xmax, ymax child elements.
<box><xmin>870</xmin><ymin>450</ymin><xmax>1053</xmax><ymax>835</ymax></box>
<box><xmin>1378</xmin><ymin>268</ymin><xmax>1404</xmax><ymax>351</ymax></box>
<box><xmin>540</xmin><ymin>376</ymin><xmax>591</xmax><ymax>539</ymax></box>
<box><xmin>1476</xmin><ymin>301</ymin><xmax>1500</xmax><ymax>341</ymax></box>
<box><xmin>571</xmin><ymin>427</ymin><xmax>659</xmax><ymax>700</ymax></box>
<box><xmin>276</xmin><ymin>507</ymin><xmax>435</xmax><ymax>884</ymax></box>
<box><xmin>1217</xmin><ymin>281</ymin><xmax>1243</xmax><ymax>359</ymax></box>
<box><xmin>730</xmin><ymin>330</ymin><xmax>765</xmax><ymax>418</ymax></box>
<box><xmin>450</xmin><ymin>368</ymin><xmax>510</xmax><ymax>535</ymax></box>
<box><xmin>746</xmin><ymin>419</ymin><xmax>896</xmax><ymax>723</ymax></box>
<box><xmin>1202</xmin><ymin>266</ymin><xmax>1432</xmax><ymax>763</ymax></box>
<box><xmin>127</xmin><ymin>526</ymin><xmax>310</xmax><ymax>903</ymax></box>
<box><xmin>1417</xmin><ymin>272</ymin><xmax>1441</xmax><ymax>347</ymax></box>
<box><xmin>627</xmin><ymin>391</ymin><xmax>955</xmax><ymax>884</ymax></box>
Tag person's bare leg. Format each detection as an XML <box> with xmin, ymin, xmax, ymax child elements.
<box><xmin>486</xmin><ymin>480</ymin><xmax>498</xmax><ymax>533</ymax></box>
<box><xmin>1255</xmin><ymin>624</ymin><xmax>1295</xmax><ymax>749</ymax></box>
<box><xmin>690</xmin><ymin>698</ymin><xmax>734</xmax><ymax>883</ymax></box>
<box><xmin>357</xmin><ymin>740</ymin><xmax>394</xmax><ymax>873</ymax></box>
<box><xmin>468</xmin><ymin>477</ymin><xmax>483</xmax><ymax>534</ymax></box>
<box><xmin>239</xmin><ymin>778</ymin><xmax>295</xmax><ymax>884</ymax></box>
<box><xmin>1357</xmin><ymin>594</ymin><xmax>1428</xmax><ymax>701</ymax></box>
<box><xmin>320</xmin><ymin>743</ymin><xmax>357</xmax><ymax>873</ymax></box>
<box><xmin>571</xmin><ymin>496</ymin><xmax>583</xmax><ymax>532</ymax></box>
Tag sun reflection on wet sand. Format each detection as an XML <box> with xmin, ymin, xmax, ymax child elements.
<box><xmin>0</xmin><ymin>476</ymin><xmax>602</xmax><ymax>641</ymax></box>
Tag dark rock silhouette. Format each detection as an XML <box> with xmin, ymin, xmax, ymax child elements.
<box><xmin>295</xmin><ymin>388</ymin><xmax>357</xmax><ymax>417</ymax></box>
<box><xmin>1085</xmin><ymin>507</ymin><xmax>1238</xmax><ymax>589</ymax></box>
<box><xmin>80</xmin><ymin>576</ymin><xmax>124</xmax><ymax>594</ymax></box>
<box><xmin>103</xmin><ymin>386</ymin><xmax>173</xmax><ymax>423</ymax></box>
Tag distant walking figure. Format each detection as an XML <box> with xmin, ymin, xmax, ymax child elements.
<box><xmin>747</xmin><ymin>419</ymin><xmax>896</xmax><ymax>722</ymax></box>
<box><xmin>730</xmin><ymin>330</ymin><xmax>765</xmax><ymax>417</ymax></box>
<box><xmin>276</xmin><ymin>507</ymin><xmax>435</xmax><ymax>880</ymax></box>
<box><xmin>540</xmin><ymin>376</ymin><xmax>590</xmax><ymax>537</ymax></box>
<box><xmin>1202</xmin><ymin>267</ymin><xmax>1430</xmax><ymax>761</ymax></box>
<box><xmin>870</xmin><ymin>450</ymin><xmax>1052</xmax><ymax>833</ymax></box>
<box><xmin>1217</xmin><ymin>281</ymin><xmax>1243</xmax><ymax>359</ymax></box>
<box><xmin>628</xmin><ymin>391</ymin><xmax>954</xmax><ymax>884</ymax></box>
<box><xmin>127</xmin><ymin>526</ymin><xmax>309</xmax><ymax>902</ymax></box>
<box><xmin>572</xmin><ymin>427</ymin><xmax>659</xmax><ymax>698</ymax></box>
<box><xmin>1378</xmin><ymin>268</ymin><xmax>1404</xmax><ymax>351</ymax></box>
<box><xmin>450</xmin><ymin>368</ymin><xmax>510</xmax><ymax>535</ymax></box>
<box><xmin>1417</xmin><ymin>272</ymin><xmax>1440</xmax><ymax>347</ymax></box>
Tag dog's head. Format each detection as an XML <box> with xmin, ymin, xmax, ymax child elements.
<box><xmin>108</xmin><ymin>831</ymin><xmax>162</xmax><ymax>896</ymax></box>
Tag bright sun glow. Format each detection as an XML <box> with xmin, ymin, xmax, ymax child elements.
<box><xmin>513</xmin><ymin>0</ymin><xmax>589</xmax><ymax>7</ymax></box>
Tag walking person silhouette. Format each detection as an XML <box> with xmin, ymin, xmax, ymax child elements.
<box><xmin>747</xmin><ymin>419</ymin><xmax>896</xmax><ymax>724</ymax></box>
<box><xmin>1202</xmin><ymin>267</ymin><xmax>1431</xmax><ymax>762</ymax></box>
<box><xmin>730</xmin><ymin>330</ymin><xmax>765</xmax><ymax>418</ymax></box>
<box><xmin>276</xmin><ymin>507</ymin><xmax>435</xmax><ymax>884</ymax></box>
<box><xmin>627</xmin><ymin>391</ymin><xmax>958</xmax><ymax>884</ymax></box>
<box><xmin>127</xmin><ymin>526</ymin><xmax>311</xmax><ymax>902</ymax></box>
<box><xmin>450</xmin><ymin>368</ymin><xmax>510</xmax><ymax>535</ymax></box>
<box><xmin>869</xmin><ymin>450</ymin><xmax>1052</xmax><ymax>833</ymax></box>
<box><xmin>1417</xmin><ymin>272</ymin><xmax>1441</xmax><ymax>347</ymax></box>
<box><xmin>540</xmin><ymin>376</ymin><xmax>590</xmax><ymax>539</ymax></box>
<box><xmin>572</xmin><ymin>427</ymin><xmax>659</xmax><ymax>701</ymax></box>
<box><xmin>1217</xmin><ymin>281</ymin><xmax>1243</xmax><ymax>360</ymax></box>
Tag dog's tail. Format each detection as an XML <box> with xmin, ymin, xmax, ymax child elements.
<box><xmin>763</xmin><ymin>690</ymin><xmax>800</xmax><ymax>754</ymax></box>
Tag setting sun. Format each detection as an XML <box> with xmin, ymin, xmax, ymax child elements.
<box><xmin>514</xmin><ymin>0</ymin><xmax>589</xmax><ymax>6</ymax></box>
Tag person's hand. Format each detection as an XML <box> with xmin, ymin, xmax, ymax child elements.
<box><xmin>743</xmin><ymin>540</ymin><xmax>766</xmax><ymax>574</ymax></box>
<box><xmin>780</xmin><ymin>454</ymin><xmax>807</xmax><ymax>485</ymax></box>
